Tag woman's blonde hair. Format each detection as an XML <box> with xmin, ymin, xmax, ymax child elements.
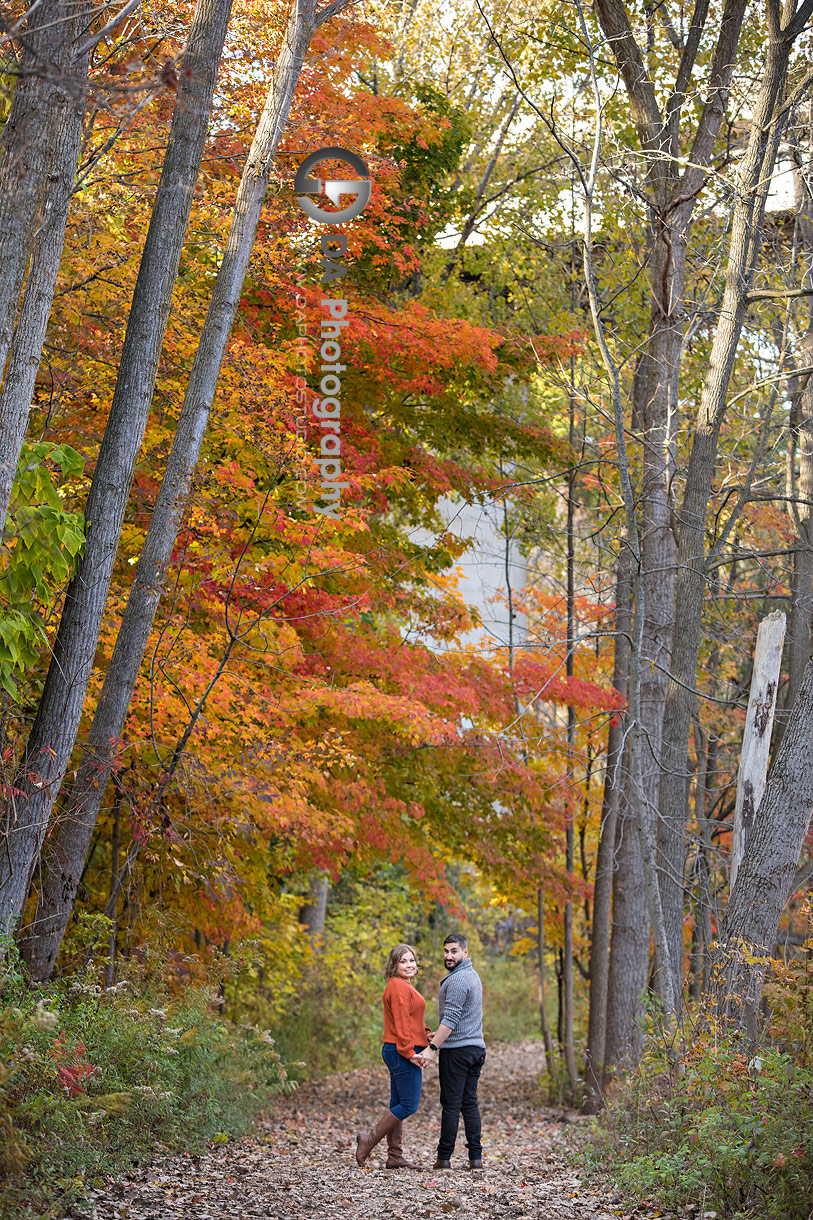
<box><xmin>384</xmin><ymin>942</ymin><xmax>419</xmax><ymax>979</ymax></box>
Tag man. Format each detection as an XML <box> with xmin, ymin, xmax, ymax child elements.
<box><xmin>416</xmin><ymin>933</ymin><xmax>486</xmax><ymax>1170</ymax></box>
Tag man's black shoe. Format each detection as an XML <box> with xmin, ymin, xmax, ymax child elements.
<box><xmin>468</xmin><ymin>1158</ymin><xmax>483</xmax><ymax>1170</ymax></box>
<box><xmin>433</xmin><ymin>1158</ymin><xmax>451</xmax><ymax>1170</ymax></box>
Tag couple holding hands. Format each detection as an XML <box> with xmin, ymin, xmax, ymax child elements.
<box><xmin>355</xmin><ymin>933</ymin><xmax>486</xmax><ymax>1172</ymax></box>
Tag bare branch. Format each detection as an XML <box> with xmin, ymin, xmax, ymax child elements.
<box><xmin>592</xmin><ymin>0</ymin><xmax>661</xmax><ymax>143</ymax></box>
<box><xmin>682</xmin><ymin>0</ymin><xmax>748</xmax><ymax>203</ymax></box>
<box><xmin>314</xmin><ymin>0</ymin><xmax>356</xmax><ymax>28</ymax></box>
<box><xmin>782</xmin><ymin>0</ymin><xmax>813</xmax><ymax>40</ymax></box>
<box><xmin>747</xmin><ymin>285</ymin><xmax>813</xmax><ymax>301</ymax></box>
<box><xmin>74</xmin><ymin>0</ymin><xmax>141</xmax><ymax>57</ymax></box>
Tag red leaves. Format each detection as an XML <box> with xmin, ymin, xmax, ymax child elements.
<box><xmin>49</xmin><ymin>1035</ymin><xmax>96</xmax><ymax>1097</ymax></box>
<box><xmin>510</xmin><ymin>654</ymin><xmax>622</xmax><ymax>712</ymax></box>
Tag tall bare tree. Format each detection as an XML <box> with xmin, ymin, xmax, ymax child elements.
<box><xmin>0</xmin><ymin>0</ymin><xmax>93</xmax><ymax>531</ymax></box>
<box><xmin>0</xmin><ymin>0</ymin><xmax>236</xmax><ymax>936</ymax></box>
<box><xmin>15</xmin><ymin>0</ymin><xmax>358</xmax><ymax>975</ymax></box>
<box><xmin>592</xmin><ymin>0</ymin><xmax>750</xmax><ymax>1032</ymax></box>
<box><xmin>657</xmin><ymin>0</ymin><xmax>813</xmax><ymax>1005</ymax></box>
<box><xmin>584</xmin><ymin>550</ymin><xmax>629</xmax><ymax>1106</ymax></box>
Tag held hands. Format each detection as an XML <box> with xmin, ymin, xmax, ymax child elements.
<box><xmin>413</xmin><ymin>1030</ymin><xmax>436</xmax><ymax>1066</ymax></box>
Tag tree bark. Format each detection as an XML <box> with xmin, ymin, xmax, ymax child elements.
<box><xmin>0</xmin><ymin>0</ymin><xmax>90</xmax><ymax>532</ymax></box>
<box><xmin>0</xmin><ymin>1</ymin><xmax>74</xmax><ymax>365</ymax></box>
<box><xmin>3</xmin><ymin>0</ymin><xmax>236</xmax><ymax>943</ymax></box>
<box><xmin>584</xmin><ymin>549</ymin><xmax>630</xmax><ymax>1107</ymax></box>
<box><xmin>657</xmin><ymin>9</ymin><xmax>805</xmax><ymax>1005</ymax></box>
<box><xmin>537</xmin><ymin>887</ymin><xmax>554</xmax><ymax>1063</ymax></box>
<box><xmin>605</xmin><ymin>361</ymin><xmax>652</xmax><ymax>1070</ymax></box>
<box><xmin>710</xmin><ymin>653</ymin><xmax>813</xmax><ymax>1036</ymax></box>
<box><xmin>14</xmin><ymin>0</ymin><xmax>356</xmax><ymax>974</ymax></box>
<box><xmin>689</xmin><ymin>719</ymin><xmax>715</xmax><ymax>1001</ymax></box>
<box><xmin>593</xmin><ymin>0</ymin><xmax>748</xmax><ymax>1023</ymax></box>
<box><xmin>779</xmin><ymin>148</ymin><xmax>813</xmax><ymax>734</ymax></box>
<box><xmin>578</xmin><ymin>0</ymin><xmax>679</xmax><ymax>1039</ymax></box>
<box><xmin>731</xmin><ymin>611</ymin><xmax>786</xmax><ymax>888</ymax></box>
<box><xmin>562</xmin><ymin>360</ymin><xmax>579</xmax><ymax>1094</ymax></box>
<box><xmin>299</xmin><ymin>873</ymin><xmax>329</xmax><ymax>942</ymax></box>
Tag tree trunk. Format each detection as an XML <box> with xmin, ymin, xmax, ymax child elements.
<box><xmin>537</xmin><ymin>887</ymin><xmax>554</xmax><ymax>1063</ymax></box>
<box><xmin>556</xmin><ymin>947</ymin><xmax>564</xmax><ymax>1049</ymax></box>
<box><xmin>779</xmin><ymin>150</ymin><xmax>813</xmax><ymax>735</ymax></box>
<box><xmin>0</xmin><ymin>19</ymin><xmax>91</xmax><ymax>538</ymax></box>
<box><xmin>0</xmin><ymin>1</ymin><xmax>90</xmax><ymax>533</ymax></box>
<box><xmin>299</xmin><ymin>873</ymin><xmax>329</xmax><ymax>942</ymax></box>
<box><xmin>731</xmin><ymin>611</ymin><xmax>786</xmax><ymax>888</ymax></box>
<box><xmin>0</xmin><ymin>2</ymin><xmax>76</xmax><ymax>374</ymax></box>
<box><xmin>562</xmin><ymin>364</ymin><xmax>578</xmax><ymax>1094</ymax></box>
<box><xmin>14</xmin><ymin>0</ymin><xmax>356</xmax><ymax>974</ymax></box>
<box><xmin>657</xmin><ymin>14</ymin><xmax>801</xmax><ymax>1006</ymax></box>
<box><xmin>4</xmin><ymin>0</ymin><xmax>236</xmax><ymax>945</ymax></box>
<box><xmin>593</xmin><ymin>0</ymin><xmax>748</xmax><ymax>1033</ymax></box>
<box><xmin>584</xmin><ymin>550</ymin><xmax>630</xmax><ymax>1107</ymax></box>
<box><xmin>710</xmin><ymin>653</ymin><xmax>813</xmax><ymax>1036</ymax></box>
<box><xmin>605</xmin><ymin>805</ymin><xmax>651</xmax><ymax>1068</ymax></box>
<box><xmin>579</xmin><ymin>5</ymin><xmax>680</xmax><ymax>1041</ymax></box>
<box><xmin>689</xmin><ymin>719</ymin><xmax>714</xmax><ymax>1002</ymax></box>
<box><xmin>605</xmin><ymin>365</ymin><xmax>653</xmax><ymax>1072</ymax></box>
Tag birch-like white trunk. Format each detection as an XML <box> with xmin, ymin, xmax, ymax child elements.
<box><xmin>731</xmin><ymin>611</ymin><xmax>786</xmax><ymax>888</ymax></box>
<box><xmin>712</xmin><ymin>654</ymin><xmax>813</xmax><ymax>1036</ymax></box>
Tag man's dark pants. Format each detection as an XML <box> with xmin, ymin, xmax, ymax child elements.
<box><xmin>437</xmin><ymin>1045</ymin><xmax>486</xmax><ymax>1159</ymax></box>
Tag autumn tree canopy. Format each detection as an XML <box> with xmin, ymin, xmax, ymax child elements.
<box><xmin>0</xmin><ymin>0</ymin><xmax>812</xmax><ymax>1114</ymax></box>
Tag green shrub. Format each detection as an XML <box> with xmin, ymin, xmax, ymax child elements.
<box><xmin>0</xmin><ymin>939</ymin><xmax>292</xmax><ymax>1220</ymax></box>
<box><xmin>581</xmin><ymin>1021</ymin><xmax>813</xmax><ymax>1219</ymax></box>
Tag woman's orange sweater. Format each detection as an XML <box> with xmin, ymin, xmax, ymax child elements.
<box><xmin>382</xmin><ymin>976</ymin><xmax>431</xmax><ymax>1060</ymax></box>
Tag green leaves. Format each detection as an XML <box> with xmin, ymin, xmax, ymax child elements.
<box><xmin>0</xmin><ymin>441</ymin><xmax>86</xmax><ymax>696</ymax></box>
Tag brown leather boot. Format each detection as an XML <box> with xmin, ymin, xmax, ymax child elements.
<box><xmin>385</xmin><ymin>1119</ymin><xmax>421</xmax><ymax>1169</ymax></box>
<box><xmin>355</xmin><ymin>1110</ymin><xmax>400</xmax><ymax>1166</ymax></box>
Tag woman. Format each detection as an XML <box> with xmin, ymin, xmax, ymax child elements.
<box><xmin>355</xmin><ymin>943</ymin><xmax>432</xmax><ymax>1169</ymax></box>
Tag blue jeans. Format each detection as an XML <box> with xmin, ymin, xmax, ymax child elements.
<box><xmin>382</xmin><ymin>1042</ymin><xmax>423</xmax><ymax>1120</ymax></box>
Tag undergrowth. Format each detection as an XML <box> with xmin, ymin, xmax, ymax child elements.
<box><xmin>581</xmin><ymin>919</ymin><xmax>813</xmax><ymax>1219</ymax></box>
<box><xmin>0</xmin><ymin>927</ymin><xmax>292</xmax><ymax>1220</ymax></box>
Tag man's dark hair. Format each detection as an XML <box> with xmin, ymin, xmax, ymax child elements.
<box><xmin>444</xmin><ymin>933</ymin><xmax>468</xmax><ymax>949</ymax></box>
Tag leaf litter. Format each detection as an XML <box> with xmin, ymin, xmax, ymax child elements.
<box><xmin>75</xmin><ymin>1042</ymin><xmax>686</xmax><ymax>1220</ymax></box>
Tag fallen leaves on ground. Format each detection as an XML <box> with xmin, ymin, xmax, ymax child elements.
<box><xmin>75</xmin><ymin>1042</ymin><xmax>687</xmax><ymax>1219</ymax></box>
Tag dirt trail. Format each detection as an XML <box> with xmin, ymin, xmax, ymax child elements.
<box><xmin>81</xmin><ymin>1042</ymin><xmax>674</xmax><ymax>1220</ymax></box>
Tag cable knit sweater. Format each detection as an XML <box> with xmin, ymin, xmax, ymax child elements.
<box><xmin>438</xmin><ymin>957</ymin><xmax>485</xmax><ymax>1048</ymax></box>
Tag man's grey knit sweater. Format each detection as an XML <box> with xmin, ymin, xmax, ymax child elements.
<box><xmin>438</xmin><ymin>957</ymin><xmax>485</xmax><ymax>1049</ymax></box>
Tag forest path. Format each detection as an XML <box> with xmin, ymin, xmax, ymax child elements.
<box><xmin>83</xmin><ymin>1042</ymin><xmax>671</xmax><ymax>1220</ymax></box>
